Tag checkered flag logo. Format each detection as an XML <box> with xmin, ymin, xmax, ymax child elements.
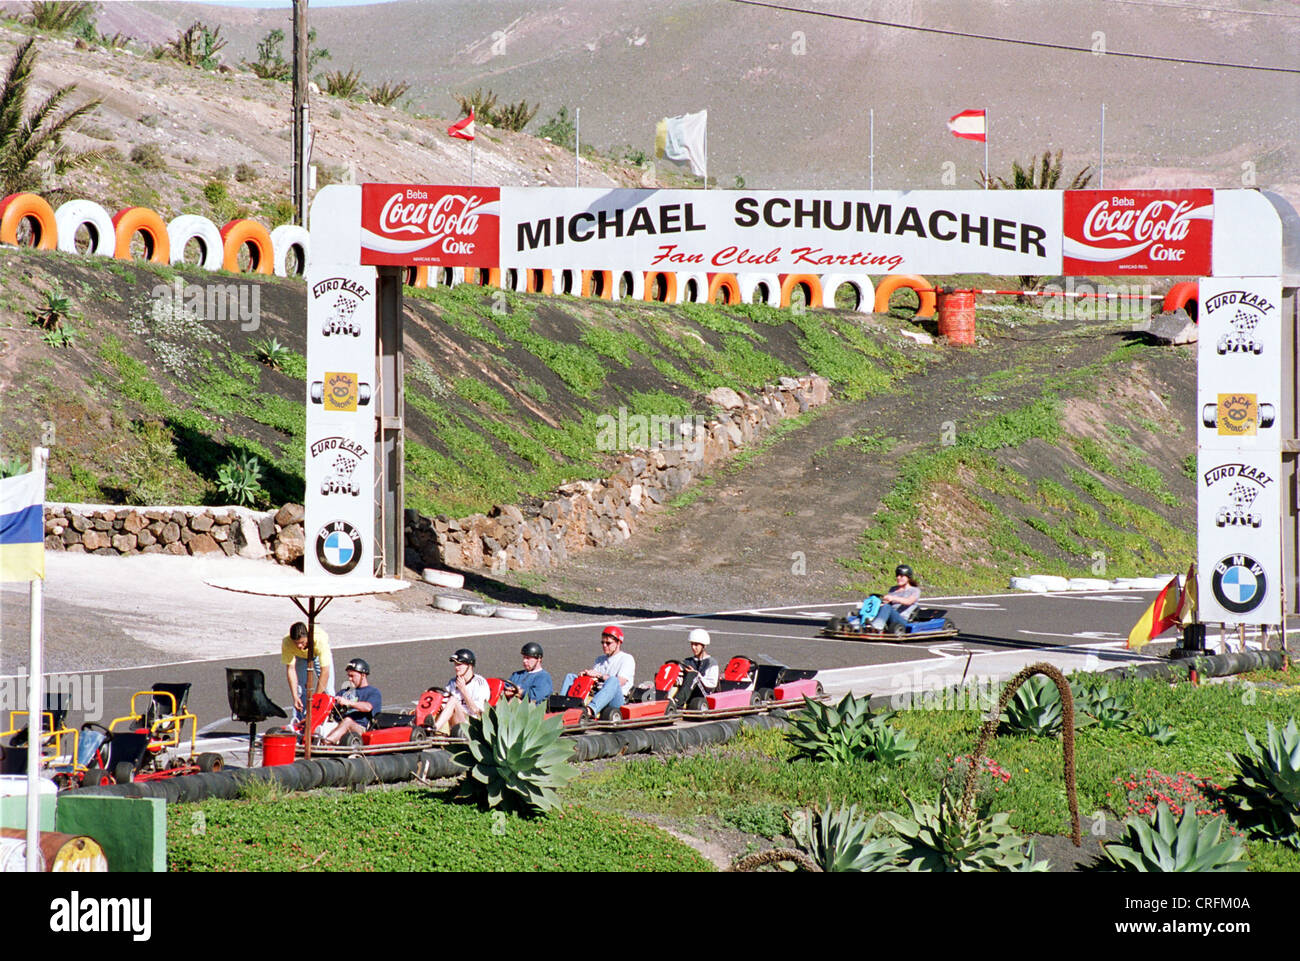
<box><xmin>331</xmin><ymin>454</ymin><xmax>356</xmax><ymax>478</ymax></box>
<box><xmin>330</xmin><ymin>296</ymin><xmax>358</xmax><ymax>324</ymax></box>
<box><xmin>1230</xmin><ymin>310</ymin><xmax>1258</xmax><ymax>332</ymax></box>
<box><xmin>1228</xmin><ymin>482</ymin><xmax>1258</xmax><ymax>507</ymax></box>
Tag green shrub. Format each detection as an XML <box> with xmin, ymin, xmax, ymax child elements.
<box><xmin>1000</xmin><ymin>674</ymin><xmax>1064</xmax><ymax>737</ymax></box>
<box><xmin>1227</xmin><ymin>717</ymin><xmax>1300</xmax><ymax>848</ymax></box>
<box><xmin>215</xmin><ymin>452</ymin><xmax>264</xmax><ymax>507</ymax></box>
<box><xmin>450</xmin><ymin>699</ymin><xmax>575</xmax><ymax>815</ymax></box>
<box><xmin>1098</xmin><ymin>802</ymin><xmax>1245</xmax><ymax>872</ymax></box>
<box><xmin>788</xmin><ymin>801</ymin><xmax>901</xmax><ymax>872</ymax></box>
<box><xmin>883</xmin><ymin>790</ymin><xmax>1049</xmax><ymax>872</ymax></box>
<box><xmin>130</xmin><ymin>144</ymin><xmax>166</xmax><ymax>170</ymax></box>
<box><xmin>785</xmin><ymin>692</ymin><xmax>879</xmax><ymax>764</ymax></box>
<box><xmin>234</xmin><ymin>162</ymin><xmax>256</xmax><ymax>182</ymax></box>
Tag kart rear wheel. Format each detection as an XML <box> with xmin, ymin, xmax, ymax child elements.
<box><xmin>815</xmin><ymin>682</ymin><xmax>825</xmax><ymax>696</ymax></box>
<box><xmin>891</xmin><ymin>623</ymin><xmax>910</xmax><ymax>637</ymax></box>
<box><xmin>599</xmin><ymin>705</ymin><xmax>621</xmax><ymax>723</ymax></box>
<box><xmin>686</xmin><ymin>697</ymin><xmax>709</xmax><ymax>712</ymax></box>
<box><xmin>754</xmin><ymin>687</ymin><xmax>774</xmax><ymax>705</ymax></box>
<box><xmin>944</xmin><ymin>618</ymin><xmax>958</xmax><ymax>633</ymax></box>
<box><xmin>197</xmin><ymin>752</ymin><xmax>223</xmax><ymax>773</ymax></box>
<box><xmin>112</xmin><ymin>761</ymin><xmax>135</xmax><ymax>784</ymax></box>
<box><xmin>826</xmin><ymin>616</ymin><xmax>848</xmax><ymax>633</ymax></box>
<box><xmin>409</xmin><ymin>726</ymin><xmax>430</xmax><ymax>744</ymax></box>
<box><xmin>341</xmin><ymin>732</ymin><xmax>363</xmax><ymax>748</ymax></box>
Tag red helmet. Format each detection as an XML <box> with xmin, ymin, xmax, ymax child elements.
<box><xmin>601</xmin><ymin>625</ymin><xmax>624</xmax><ymax>644</ymax></box>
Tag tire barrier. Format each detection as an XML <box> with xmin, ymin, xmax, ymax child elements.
<box><xmin>401</xmin><ymin>264</ymin><xmax>429</xmax><ymax>288</ymax></box>
<box><xmin>675</xmin><ymin>272</ymin><xmax>708</xmax><ymax>304</ymax></box>
<box><xmin>1097</xmin><ymin>648</ymin><xmax>1285</xmax><ymax>685</ymax></box>
<box><xmin>615</xmin><ymin>269</ymin><xmax>643</xmax><ymax>301</ymax></box>
<box><xmin>872</xmin><ymin>273</ymin><xmax>936</xmax><ymax>317</ymax></box>
<box><xmin>818</xmin><ymin>272</ymin><xmax>874</xmax><ymax>313</ymax></box>
<box><xmin>643</xmin><ymin>270</ymin><xmax>677</xmax><ymax>303</ymax></box>
<box><xmin>500</xmin><ymin>267</ymin><xmax>523</xmax><ymax>292</ymax></box>
<box><xmin>112</xmin><ymin>206</ymin><xmax>170</xmax><ymax>263</ymax></box>
<box><xmin>466</xmin><ymin>266</ymin><xmax>501</xmax><ymax>288</ymax></box>
<box><xmin>166</xmin><ymin>214</ymin><xmax>223</xmax><ymax>270</ymax></box>
<box><xmin>54</xmin><ymin>199</ymin><xmax>114</xmax><ymax>256</ymax></box>
<box><xmin>581</xmin><ymin>269</ymin><xmax>614</xmax><ymax>300</ymax></box>
<box><xmin>707</xmin><ymin>272</ymin><xmax>741</xmax><ymax>305</ymax></box>
<box><xmin>778</xmin><ymin>273</ymin><xmax>822</xmax><ymax>309</ymax></box>
<box><xmin>525</xmin><ymin>268</ymin><xmax>553</xmax><ymax>294</ymax></box>
<box><xmin>270</xmin><ymin>224</ymin><xmax>310</xmax><ymax>277</ymax></box>
<box><xmin>738</xmin><ymin>272</ymin><xmax>780</xmax><ymax>306</ymax></box>
<box><xmin>1162</xmin><ymin>280</ymin><xmax>1199</xmax><ymax>321</ymax></box>
<box><xmin>0</xmin><ymin>192</ymin><xmax>57</xmax><ymax>249</ymax></box>
<box><xmin>220</xmin><ymin>218</ymin><xmax>274</xmax><ymax>274</ymax></box>
<box><xmin>556</xmin><ymin>268</ymin><xmax>581</xmax><ymax>295</ymax></box>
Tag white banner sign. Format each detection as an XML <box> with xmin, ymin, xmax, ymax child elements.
<box><xmin>1196</xmin><ymin>278</ymin><xmax>1283</xmax><ymax>452</ymax></box>
<box><xmin>1197</xmin><ymin>453</ymin><xmax>1283</xmax><ymax>624</ymax></box>
<box><xmin>304</xmin><ymin>266</ymin><xmax>376</xmax><ymax>578</ymax></box>
<box><xmin>498</xmin><ymin>188</ymin><xmax>1064</xmax><ymax>276</ymax></box>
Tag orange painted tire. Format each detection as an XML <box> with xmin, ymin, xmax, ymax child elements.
<box><xmin>525</xmin><ymin>269</ymin><xmax>553</xmax><ymax>295</ymax></box>
<box><xmin>1162</xmin><ymin>280</ymin><xmax>1199</xmax><ymax>321</ymax></box>
<box><xmin>581</xmin><ymin>270</ymin><xmax>614</xmax><ymax>300</ymax></box>
<box><xmin>873</xmin><ymin>274</ymin><xmax>936</xmax><ymax>318</ymax></box>
<box><xmin>779</xmin><ymin>273</ymin><xmax>823</xmax><ymax>309</ymax></box>
<box><xmin>112</xmin><ymin>207</ymin><xmax>170</xmax><ymax>262</ymax></box>
<box><xmin>220</xmin><ymin>219</ymin><xmax>273</xmax><ymax>273</ymax></box>
<box><xmin>465</xmin><ymin>266</ymin><xmax>500</xmax><ymax>288</ymax></box>
<box><xmin>643</xmin><ymin>271</ymin><xmax>677</xmax><ymax>303</ymax></box>
<box><xmin>0</xmin><ymin>193</ymin><xmax>57</xmax><ymax>249</ymax></box>
<box><xmin>403</xmin><ymin>265</ymin><xmax>429</xmax><ymax>288</ymax></box>
<box><xmin>707</xmin><ymin>273</ymin><xmax>741</xmax><ymax>305</ymax></box>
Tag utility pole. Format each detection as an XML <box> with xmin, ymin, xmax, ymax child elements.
<box><xmin>292</xmin><ymin>0</ymin><xmax>310</xmax><ymax>226</ymax></box>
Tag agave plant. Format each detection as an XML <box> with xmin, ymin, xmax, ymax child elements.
<box><xmin>1099</xmin><ymin>802</ymin><xmax>1246</xmax><ymax>871</ymax></box>
<box><xmin>785</xmin><ymin>692</ymin><xmax>880</xmax><ymax>764</ymax></box>
<box><xmin>1227</xmin><ymin>717</ymin><xmax>1300</xmax><ymax>848</ymax></box>
<box><xmin>860</xmin><ymin>717</ymin><xmax>921</xmax><ymax>764</ymax></box>
<box><xmin>883</xmin><ymin>789</ymin><xmax>1049</xmax><ymax>872</ymax></box>
<box><xmin>1139</xmin><ymin>718</ymin><xmax>1177</xmax><ymax>746</ymax></box>
<box><xmin>252</xmin><ymin>336</ymin><xmax>292</xmax><ymax>371</ymax></box>
<box><xmin>215</xmin><ymin>452</ymin><xmax>263</xmax><ymax>507</ymax></box>
<box><xmin>787</xmin><ymin>801</ymin><xmax>901</xmax><ymax>872</ymax></box>
<box><xmin>450</xmin><ymin>699</ymin><xmax>575</xmax><ymax>814</ymax></box>
<box><xmin>1084</xmin><ymin>684</ymin><xmax>1133</xmax><ymax>730</ymax></box>
<box><xmin>999</xmin><ymin>674</ymin><xmax>1064</xmax><ymax>737</ymax></box>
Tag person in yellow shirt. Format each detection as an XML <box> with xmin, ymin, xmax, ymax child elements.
<box><xmin>282</xmin><ymin>622</ymin><xmax>334</xmax><ymax>726</ymax></box>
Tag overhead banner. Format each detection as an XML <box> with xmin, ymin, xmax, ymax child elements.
<box><xmin>496</xmin><ymin>188</ymin><xmax>1063</xmax><ymax>275</ymax></box>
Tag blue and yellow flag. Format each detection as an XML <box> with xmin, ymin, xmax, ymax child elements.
<box><xmin>0</xmin><ymin>467</ymin><xmax>45</xmax><ymax>582</ymax></box>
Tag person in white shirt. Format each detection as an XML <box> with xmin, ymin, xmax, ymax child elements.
<box><xmin>560</xmin><ymin>625</ymin><xmax>635</xmax><ymax>721</ymax></box>
<box><xmin>432</xmin><ymin>648</ymin><xmax>491</xmax><ymax>735</ymax></box>
<box><xmin>681</xmin><ymin>628</ymin><xmax>719</xmax><ymax>695</ymax></box>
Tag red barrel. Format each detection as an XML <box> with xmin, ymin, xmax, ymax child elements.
<box><xmin>936</xmin><ymin>290</ymin><xmax>976</xmax><ymax>344</ymax></box>
<box><xmin>261</xmin><ymin>732</ymin><xmax>297</xmax><ymax>766</ymax></box>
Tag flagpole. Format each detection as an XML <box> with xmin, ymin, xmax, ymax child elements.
<box><xmin>575</xmin><ymin>107</ymin><xmax>580</xmax><ymax>188</ymax></box>
<box><xmin>25</xmin><ymin>446</ymin><xmax>47</xmax><ymax>872</ymax></box>
<box><xmin>984</xmin><ymin>110</ymin><xmax>989</xmax><ymax>189</ymax></box>
<box><xmin>869</xmin><ymin>108</ymin><xmax>874</xmax><ymax>191</ymax></box>
<box><xmin>1099</xmin><ymin>103</ymin><xmax>1106</xmax><ymax>188</ymax></box>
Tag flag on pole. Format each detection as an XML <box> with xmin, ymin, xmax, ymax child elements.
<box><xmin>1126</xmin><ymin>574</ymin><xmax>1184</xmax><ymax>650</ymax></box>
<box><xmin>655</xmin><ymin>110</ymin><xmax>707</xmax><ymax>177</ymax></box>
<box><xmin>1178</xmin><ymin>563</ymin><xmax>1199</xmax><ymax>628</ymax></box>
<box><xmin>0</xmin><ymin>465</ymin><xmax>46</xmax><ymax>583</ymax></box>
<box><xmin>947</xmin><ymin>109</ymin><xmax>987</xmax><ymax>142</ymax></box>
<box><xmin>447</xmin><ymin>111</ymin><xmax>475</xmax><ymax>141</ymax></box>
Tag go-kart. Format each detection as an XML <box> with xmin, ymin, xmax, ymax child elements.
<box><xmin>104</xmin><ymin>684</ymin><xmax>224</xmax><ymax>782</ymax></box>
<box><xmin>822</xmin><ymin>596</ymin><xmax>959</xmax><ymax>642</ymax></box>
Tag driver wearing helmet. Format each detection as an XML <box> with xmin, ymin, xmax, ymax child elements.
<box><xmin>503</xmin><ymin>642</ymin><xmax>553</xmax><ymax>704</ymax></box>
<box><xmin>433</xmin><ymin>649</ymin><xmax>491</xmax><ymax>734</ymax></box>
<box><xmin>560</xmin><ymin>626</ymin><xmax>636</xmax><ymax>721</ymax></box>
<box><xmin>870</xmin><ymin>564</ymin><xmax>922</xmax><ymax>632</ymax></box>
<box><xmin>322</xmin><ymin>658</ymin><xmax>382</xmax><ymax>745</ymax></box>
<box><xmin>681</xmin><ymin>628</ymin><xmax>719</xmax><ymax>694</ymax></box>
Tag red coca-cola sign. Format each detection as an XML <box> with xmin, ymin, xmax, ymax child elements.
<box><xmin>360</xmin><ymin>184</ymin><xmax>499</xmax><ymax>267</ymax></box>
<box><xmin>1063</xmin><ymin>189</ymin><xmax>1212</xmax><ymax>275</ymax></box>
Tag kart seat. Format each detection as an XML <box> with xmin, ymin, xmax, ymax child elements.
<box><xmin>103</xmin><ymin>732</ymin><xmax>149</xmax><ymax>777</ymax></box>
<box><xmin>144</xmin><ymin>682</ymin><xmax>192</xmax><ymax>734</ymax></box>
<box><xmin>227</xmin><ymin>668</ymin><xmax>289</xmax><ymax>767</ymax></box>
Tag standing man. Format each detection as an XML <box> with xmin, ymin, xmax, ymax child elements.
<box><xmin>282</xmin><ymin>621</ymin><xmax>334</xmax><ymax>727</ymax></box>
<box><xmin>323</xmin><ymin>658</ymin><xmax>382</xmax><ymax>745</ymax></box>
<box><xmin>503</xmin><ymin>642</ymin><xmax>553</xmax><ymax>704</ymax></box>
<box><xmin>681</xmin><ymin>628</ymin><xmax>719</xmax><ymax>695</ymax></box>
<box><xmin>560</xmin><ymin>626</ymin><xmax>636</xmax><ymax>721</ymax></box>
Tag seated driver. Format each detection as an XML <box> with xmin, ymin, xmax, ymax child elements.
<box><xmin>870</xmin><ymin>564</ymin><xmax>922</xmax><ymax>632</ymax></box>
<box><xmin>681</xmin><ymin>628</ymin><xmax>719</xmax><ymax>695</ymax></box>
<box><xmin>323</xmin><ymin>658</ymin><xmax>381</xmax><ymax>744</ymax></box>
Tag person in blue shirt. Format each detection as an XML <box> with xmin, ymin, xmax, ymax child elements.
<box><xmin>323</xmin><ymin>658</ymin><xmax>382</xmax><ymax>745</ymax></box>
<box><xmin>502</xmin><ymin>642</ymin><xmax>553</xmax><ymax>705</ymax></box>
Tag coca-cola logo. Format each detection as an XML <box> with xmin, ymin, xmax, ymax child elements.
<box><xmin>377</xmin><ymin>190</ymin><xmax>488</xmax><ymax>241</ymax></box>
<box><xmin>1081</xmin><ymin>198</ymin><xmax>1194</xmax><ymax>245</ymax></box>
<box><xmin>1063</xmin><ymin>189</ymin><xmax>1212</xmax><ymax>274</ymax></box>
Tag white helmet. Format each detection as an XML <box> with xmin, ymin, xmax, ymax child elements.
<box><xmin>688</xmin><ymin>628</ymin><xmax>710</xmax><ymax>646</ymax></box>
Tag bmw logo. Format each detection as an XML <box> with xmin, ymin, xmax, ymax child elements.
<box><xmin>1211</xmin><ymin>554</ymin><xmax>1266</xmax><ymax>614</ymax></box>
<box><xmin>315</xmin><ymin>520</ymin><xmax>363</xmax><ymax>575</ymax></box>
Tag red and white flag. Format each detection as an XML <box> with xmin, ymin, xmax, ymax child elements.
<box><xmin>447</xmin><ymin>111</ymin><xmax>475</xmax><ymax>141</ymax></box>
<box><xmin>947</xmin><ymin>109</ymin><xmax>986</xmax><ymax>142</ymax></box>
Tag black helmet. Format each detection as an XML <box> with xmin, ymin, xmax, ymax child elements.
<box><xmin>520</xmin><ymin>642</ymin><xmax>544</xmax><ymax>658</ymax></box>
<box><xmin>345</xmin><ymin>657</ymin><xmax>370</xmax><ymax>675</ymax></box>
<box><xmin>449</xmin><ymin>648</ymin><xmax>476</xmax><ymax>666</ymax></box>
<box><xmin>895</xmin><ymin>564</ymin><xmax>914</xmax><ymax>580</ymax></box>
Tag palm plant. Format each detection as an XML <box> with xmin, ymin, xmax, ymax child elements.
<box><xmin>0</xmin><ymin>38</ymin><xmax>109</xmax><ymax>197</ymax></box>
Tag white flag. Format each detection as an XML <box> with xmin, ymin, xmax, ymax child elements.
<box><xmin>655</xmin><ymin>110</ymin><xmax>707</xmax><ymax>177</ymax></box>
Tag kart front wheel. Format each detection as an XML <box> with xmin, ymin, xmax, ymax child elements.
<box><xmin>112</xmin><ymin>761</ymin><xmax>135</xmax><ymax>785</ymax></box>
<box><xmin>197</xmin><ymin>752</ymin><xmax>223</xmax><ymax>773</ymax></box>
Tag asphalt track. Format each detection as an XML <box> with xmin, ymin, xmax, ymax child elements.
<box><xmin>37</xmin><ymin>588</ymin><xmax>1200</xmax><ymax>745</ymax></box>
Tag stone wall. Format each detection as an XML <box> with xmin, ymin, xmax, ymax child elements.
<box><xmin>406</xmin><ymin>374</ymin><xmax>831</xmax><ymax>574</ymax></box>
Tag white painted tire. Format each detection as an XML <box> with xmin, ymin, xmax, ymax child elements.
<box><xmin>499</xmin><ymin>267</ymin><xmax>524</xmax><ymax>292</ymax></box>
<box><xmin>556</xmin><ymin>268</ymin><xmax>580</xmax><ymax>296</ymax></box>
<box><xmin>737</xmin><ymin>273</ymin><xmax>780</xmax><ymax>306</ymax></box>
<box><xmin>54</xmin><ymin>200</ymin><xmax>114</xmax><ymax>256</ymax></box>
<box><xmin>1009</xmin><ymin>576</ymin><xmax>1048</xmax><ymax>593</ymax></box>
<box><xmin>674</xmin><ymin>272</ymin><xmax>708</xmax><ymax>304</ymax></box>
<box><xmin>1028</xmin><ymin>574</ymin><xmax>1071</xmax><ymax>592</ymax></box>
<box><xmin>167</xmin><ymin>214</ymin><xmax>223</xmax><ymax>270</ymax></box>
<box><xmin>1067</xmin><ymin>578</ymin><xmax>1112</xmax><ymax>591</ymax></box>
<box><xmin>818</xmin><ymin>273</ymin><xmax>875</xmax><ymax>312</ymax></box>
<box><xmin>613</xmin><ymin>269</ymin><xmax>643</xmax><ymax>302</ymax></box>
<box><xmin>460</xmin><ymin>602</ymin><xmax>497</xmax><ymax>617</ymax></box>
<box><xmin>433</xmin><ymin>595</ymin><xmax>463</xmax><ymax>613</ymax></box>
<box><xmin>270</xmin><ymin>224</ymin><xmax>310</xmax><ymax>277</ymax></box>
<box><xmin>494</xmin><ymin>607</ymin><xmax>538</xmax><ymax>621</ymax></box>
<box><xmin>422</xmin><ymin>569</ymin><xmax>465</xmax><ymax>589</ymax></box>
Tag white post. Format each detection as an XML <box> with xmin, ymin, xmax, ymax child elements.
<box><xmin>869</xmin><ymin>108</ymin><xmax>874</xmax><ymax>191</ymax></box>
<box><xmin>984</xmin><ymin>110</ymin><xmax>989</xmax><ymax>189</ymax></box>
<box><xmin>1100</xmin><ymin>103</ymin><xmax>1106</xmax><ymax>189</ymax></box>
<box><xmin>575</xmin><ymin>107</ymin><xmax>580</xmax><ymax>188</ymax></box>
<box><xmin>470</xmin><ymin>137</ymin><xmax>475</xmax><ymax>187</ymax></box>
<box><xmin>24</xmin><ymin>445</ymin><xmax>47</xmax><ymax>872</ymax></box>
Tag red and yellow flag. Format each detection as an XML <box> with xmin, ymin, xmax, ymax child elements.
<box><xmin>1127</xmin><ymin>574</ymin><xmax>1183</xmax><ymax>650</ymax></box>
